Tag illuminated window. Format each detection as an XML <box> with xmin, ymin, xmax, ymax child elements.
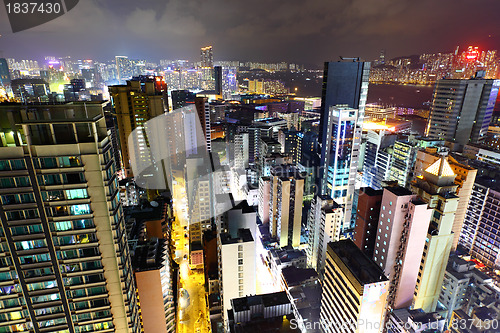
<box><xmin>70</xmin><ymin>204</ymin><xmax>91</xmax><ymax>215</ymax></box>
<box><xmin>65</xmin><ymin>189</ymin><xmax>88</xmax><ymax>200</ymax></box>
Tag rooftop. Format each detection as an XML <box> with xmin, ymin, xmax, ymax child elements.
<box><xmin>231</xmin><ymin>291</ymin><xmax>290</xmax><ymax>313</ymax></box>
<box><xmin>220</xmin><ymin>228</ymin><xmax>254</xmax><ymax>245</ymax></box>
<box><xmin>328</xmin><ymin>239</ymin><xmax>388</xmax><ymax>285</ymax></box>
<box><xmin>425</xmin><ymin>157</ymin><xmax>456</xmax><ymax>177</ymax></box>
<box><xmin>360</xmin><ymin>187</ymin><xmax>384</xmax><ymax>197</ymax></box>
<box><xmin>384</xmin><ymin>185</ymin><xmax>413</xmax><ymax>197</ymax></box>
<box><xmin>281</xmin><ymin>267</ymin><xmax>318</xmax><ymax>287</ymax></box>
<box><xmin>132</xmin><ymin>238</ymin><xmax>167</xmax><ymax>271</ymax></box>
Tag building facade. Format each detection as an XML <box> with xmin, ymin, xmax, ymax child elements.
<box><xmin>0</xmin><ymin>102</ymin><xmax>141</xmax><ymax>332</ymax></box>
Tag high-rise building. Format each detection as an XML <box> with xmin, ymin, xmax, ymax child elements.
<box><xmin>372</xmin><ymin>186</ymin><xmax>432</xmax><ymax>310</ymax></box>
<box><xmin>305</xmin><ymin>195</ymin><xmax>343</xmax><ymax>276</ymax></box>
<box><xmin>133</xmin><ymin>239</ymin><xmax>176</xmax><ymax>333</ymax></box>
<box><xmin>170</xmin><ymin>90</ymin><xmax>196</xmax><ymax>110</ymax></box>
<box><xmin>438</xmin><ymin>256</ymin><xmax>492</xmax><ymax>324</ymax></box>
<box><xmin>109</xmin><ymin>76</ymin><xmax>167</xmax><ymax>177</ymax></box>
<box><xmin>413</xmin><ymin>148</ymin><xmax>477</xmax><ymax>251</ymax></box>
<box><xmin>319</xmin><ymin>61</ymin><xmax>370</xmax><ymax>144</ymax></box>
<box><xmin>353</xmin><ymin>187</ymin><xmax>383</xmax><ymax>257</ymax></box>
<box><xmin>221</xmin><ymin>67</ymin><xmax>238</xmax><ymax>99</ymax></box>
<box><xmin>11</xmin><ymin>78</ymin><xmax>51</xmax><ymax>103</ymax></box>
<box><xmin>388</xmin><ymin>141</ymin><xmax>417</xmax><ymax>188</ymax></box>
<box><xmin>410</xmin><ymin>156</ymin><xmax>460</xmax><ymax>312</ymax></box>
<box><xmin>247</xmin><ymin>79</ymin><xmax>264</xmax><ymax>94</ymax></box>
<box><xmin>200</xmin><ymin>46</ymin><xmax>214</xmax><ymax>68</ymax></box>
<box><xmin>0</xmin><ymin>102</ymin><xmax>141</xmax><ymax>332</ymax></box>
<box><xmin>258</xmin><ymin>177</ymin><xmax>271</xmax><ymax>224</ymax></box>
<box><xmin>269</xmin><ymin>166</ymin><xmax>304</xmax><ymax>248</ymax></box>
<box><xmin>460</xmin><ymin>176</ymin><xmax>500</xmax><ymax>269</ymax></box>
<box><xmin>218</xmin><ymin>228</ymin><xmax>256</xmax><ymax>325</ymax></box>
<box><xmin>320</xmin><ymin>240</ymin><xmax>388</xmax><ymax>333</ymax></box>
<box><xmin>213</xmin><ymin>66</ymin><xmax>222</xmax><ymax>95</ymax></box>
<box><xmin>426</xmin><ymin>76</ymin><xmax>500</xmax><ymax>149</ymax></box>
<box><xmin>318</xmin><ymin>61</ymin><xmax>370</xmax><ymax>223</ymax></box>
<box><xmin>0</xmin><ymin>58</ymin><xmax>11</xmax><ymax>86</ymax></box>
<box><xmin>361</xmin><ymin>129</ymin><xmax>396</xmax><ymax>190</ymax></box>
<box><xmin>115</xmin><ymin>56</ymin><xmax>133</xmax><ymax>84</ymax></box>
<box><xmin>233</xmin><ymin>132</ymin><xmax>249</xmax><ymax>170</ymax></box>
<box><xmin>278</xmin><ymin>129</ymin><xmax>302</xmax><ymax>164</ymax></box>
<box><xmin>194</xmin><ymin>97</ymin><xmax>212</xmax><ymax>152</ymax></box>
<box><xmin>320</xmin><ymin>106</ymin><xmax>361</xmax><ymax>231</ymax></box>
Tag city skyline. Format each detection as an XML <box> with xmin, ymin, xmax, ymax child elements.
<box><xmin>4</xmin><ymin>4</ymin><xmax>500</xmax><ymax>332</ymax></box>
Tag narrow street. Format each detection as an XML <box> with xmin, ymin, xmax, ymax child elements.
<box><xmin>171</xmin><ymin>180</ymin><xmax>211</xmax><ymax>333</ymax></box>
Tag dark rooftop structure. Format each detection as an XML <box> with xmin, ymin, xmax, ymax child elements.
<box><xmin>231</xmin><ymin>200</ymin><xmax>257</xmax><ymax>214</ymax></box>
<box><xmin>384</xmin><ymin>185</ymin><xmax>413</xmax><ymax>197</ymax></box>
<box><xmin>220</xmin><ymin>228</ymin><xmax>254</xmax><ymax>245</ymax></box>
<box><xmin>327</xmin><ymin>239</ymin><xmax>388</xmax><ymax>286</ymax></box>
<box><xmin>360</xmin><ymin>187</ymin><xmax>384</xmax><ymax>197</ymax></box>
<box><xmin>281</xmin><ymin>267</ymin><xmax>318</xmax><ymax>288</ymax></box>
<box><xmin>228</xmin><ymin>291</ymin><xmax>297</xmax><ymax>333</ymax></box>
<box><xmin>131</xmin><ymin>238</ymin><xmax>167</xmax><ymax>271</ymax></box>
<box><xmin>231</xmin><ymin>291</ymin><xmax>289</xmax><ymax>313</ymax></box>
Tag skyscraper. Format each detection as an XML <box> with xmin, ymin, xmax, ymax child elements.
<box><xmin>460</xmin><ymin>176</ymin><xmax>500</xmax><ymax>269</ymax></box>
<box><xmin>426</xmin><ymin>76</ymin><xmax>500</xmax><ymax>149</ymax></box>
<box><xmin>320</xmin><ymin>106</ymin><xmax>361</xmax><ymax>231</ymax></box>
<box><xmin>413</xmin><ymin>148</ymin><xmax>477</xmax><ymax>251</ymax></box>
<box><xmin>372</xmin><ymin>186</ymin><xmax>432</xmax><ymax>310</ymax></box>
<box><xmin>388</xmin><ymin>140</ymin><xmax>417</xmax><ymax>188</ymax></box>
<box><xmin>115</xmin><ymin>56</ymin><xmax>133</xmax><ymax>84</ymax></box>
<box><xmin>319</xmin><ymin>60</ymin><xmax>370</xmax><ymax>231</ymax></box>
<box><xmin>306</xmin><ymin>195</ymin><xmax>343</xmax><ymax>276</ymax></box>
<box><xmin>194</xmin><ymin>96</ymin><xmax>212</xmax><ymax>152</ymax></box>
<box><xmin>353</xmin><ymin>187</ymin><xmax>383</xmax><ymax>257</ymax></box>
<box><xmin>320</xmin><ymin>240</ymin><xmax>388</xmax><ymax>333</ymax></box>
<box><xmin>0</xmin><ymin>102</ymin><xmax>141</xmax><ymax>332</ymax></box>
<box><xmin>200</xmin><ymin>46</ymin><xmax>214</xmax><ymax>68</ymax></box>
<box><xmin>319</xmin><ymin>60</ymin><xmax>370</xmax><ymax>156</ymax></box>
<box><xmin>109</xmin><ymin>76</ymin><xmax>168</xmax><ymax>177</ymax></box>
<box><xmin>410</xmin><ymin>156</ymin><xmax>459</xmax><ymax>312</ymax></box>
<box><xmin>218</xmin><ymin>229</ymin><xmax>255</xmax><ymax>326</ymax></box>
<box><xmin>269</xmin><ymin>166</ymin><xmax>304</xmax><ymax>248</ymax></box>
<box><xmin>170</xmin><ymin>89</ymin><xmax>196</xmax><ymax>110</ymax></box>
<box><xmin>0</xmin><ymin>58</ymin><xmax>11</xmax><ymax>86</ymax></box>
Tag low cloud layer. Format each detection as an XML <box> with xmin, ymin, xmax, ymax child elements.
<box><xmin>1</xmin><ymin>0</ymin><xmax>499</xmax><ymax>64</ymax></box>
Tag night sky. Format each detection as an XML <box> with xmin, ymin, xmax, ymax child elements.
<box><xmin>1</xmin><ymin>0</ymin><xmax>500</xmax><ymax>65</ymax></box>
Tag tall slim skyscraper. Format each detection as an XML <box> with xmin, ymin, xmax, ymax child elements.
<box><xmin>320</xmin><ymin>106</ymin><xmax>361</xmax><ymax>231</ymax></box>
<box><xmin>353</xmin><ymin>187</ymin><xmax>383</xmax><ymax>257</ymax></box>
<box><xmin>319</xmin><ymin>60</ymin><xmax>370</xmax><ymax>153</ymax></box>
<box><xmin>426</xmin><ymin>76</ymin><xmax>500</xmax><ymax>149</ymax></box>
<box><xmin>413</xmin><ymin>148</ymin><xmax>477</xmax><ymax>251</ymax></box>
<box><xmin>372</xmin><ymin>186</ymin><xmax>432</xmax><ymax>310</ymax></box>
<box><xmin>269</xmin><ymin>166</ymin><xmax>304</xmax><ymax>248</ymax></box>
<box><xmin>194</xmin><ymin>96</ymin><xmax>212</xmax><ymax>152</ymax></box>
<box><xmin>115</xmin><ymin>56</ymin><xmax>133</xmax><ymax>84</ymax></box>
<box><xmin>0</xmin><ymin>102</ymin><xmax>141</xmax><ymax>332</ymax></box>
<box><xmin>109</xmin><ymin>77</ymin><xmax>167</xmax><ymax>177</ymax></box>
<box><xmin>306</xmin><ymin>195</ymin><xmax>343</xmax><ymax>276</ymax></box>
<box><xmin>460</xmin><ymin>176</ymin><xmax>500</xmax><ymax>269</ymax></box>
<box><xmin>320</xmin><ymin>240</ymin><xmax>388</xmax><ymax>333</ymax></box>
<box><xmin>0</xmin><ymin>58</ymin><xmax>12</xmax><ymax>86</ymax></box>
<box><xmin>319</xmin><ymin>60</ymin><xmax>370</xmax><ymax>231</ymax></box>
<box><xmin>410</xmin><ymin>156</ymin><xmax>459</xmax><ymax>312</ymax></box>
<box><xmin>218</xmin><ymin>229</ymin><xmax>255</xmax><ymax>326</ymax></box>
<box><xmin>200</xmin><ymin>46</ymin><xmax>214</xmax><ymax>68</ymax></box>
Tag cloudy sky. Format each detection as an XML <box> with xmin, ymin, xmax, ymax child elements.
<box><xmin>1</xmin><ymin>0</ymin><xmax>500</xmax><ymax>65</ymax></box>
